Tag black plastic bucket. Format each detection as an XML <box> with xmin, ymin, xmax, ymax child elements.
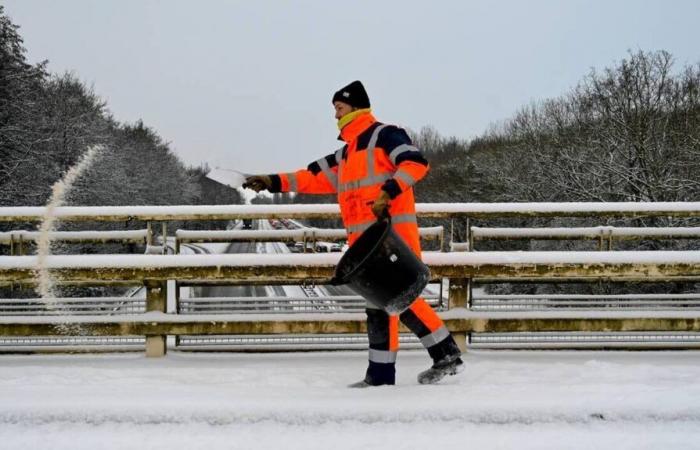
<box><xmin>331</xmin><ymin>219</ymin><xmax>430</xmax><ymax>314</ymax></box>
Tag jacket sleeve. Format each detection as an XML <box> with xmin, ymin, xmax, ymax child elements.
<box><xmin>268</xmin><ymin>148</ymin><xmax>343</xmax><ymax>194</ymax></box>
<box><xmin>378</xmin><ymin>126</ymin><xmax>430</xmax><ymax>199</ymax></box>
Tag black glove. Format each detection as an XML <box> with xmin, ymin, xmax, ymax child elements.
<box><xmin>243</xmin><ymin>175</ymin><xmax>272</xmax><ymax>193</ymax></box>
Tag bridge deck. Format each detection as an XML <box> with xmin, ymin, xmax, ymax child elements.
<box><xmin>1</xmin><ymin>350</ymin><xmax>699</xmax><ymax>449</ymax></box>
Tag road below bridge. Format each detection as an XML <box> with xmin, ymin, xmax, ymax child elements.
<box><xmin>193</xmin><ymin>219</ymin><xmax>355</xmax><ymax>301</ymax></box>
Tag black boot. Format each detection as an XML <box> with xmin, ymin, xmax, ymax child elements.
<box><xmin>417</xmin><ymin>353</ymin><xmax>464</xmax><ymax>384</ymax></box>
<box><xmin>418</xmin><ymin>336</ymin><xmax>464</xmax><ymax>384</ymax></box>
<box><xmin>348</xmin><ymin>361</ymin><xmax>395</xmax><ymax>388</ymax></box>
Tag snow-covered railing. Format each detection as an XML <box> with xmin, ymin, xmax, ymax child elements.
<box><xmin>469</xmin><ymin>226</ymin><xmax>700</xmax><ymax>251</ymax></box>
<box><xmin>175</xmin><ymin>226</ymin><xmax>444</xmax><ymax>252</ymax></box>
<box><xmin>2</xmin><ymin>202</ymin><xmax>700</xmax><ymax>222</ymax></box>
<box><xmin>1</xmin><ymin>201</ymin><xmax>700</xmax><ymax>356</ymax></box>
<box><xmin>1</xmin><ymin>251</ymin><xmax>700</xmax><ymax>356</ymax></box>
<box><xmin>0</xmin><ymin>230</ymin><xmax>149</xmax><ymax>255</ymax></box>
<box><xmin>177</xmin><ymin>294</ymin><xmax>442</xmax><ymax>314</ymax></box>
<box><xmin>3</xmin><ymin>310</ymin><xmax>700</xmax><ymax>355</ymax></box>
<box><xmin>471</xmin><ymin>293</ymin><xmax>700</xmax><ymax>310</ymax></box>
<box><xmin>0</xmin><ymin>297</ymin><xmax>145</xmax><ymax>315</ymax></box>
<box><xmin>3</xmin><ymin>251</ymin><xmax>700</xmax><ymax>286</ymax></box>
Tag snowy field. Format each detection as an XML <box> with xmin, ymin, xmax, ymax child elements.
<box><xmin>2</xmin><ymin>350</ymin><xmax>700</xmax><ymax>449</ymax></box>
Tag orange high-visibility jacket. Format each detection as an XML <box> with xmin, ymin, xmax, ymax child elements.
<box><xmin>269</xmin><ymin>112</ymin><xmax>429</xmax><ymax>255</ymax></box>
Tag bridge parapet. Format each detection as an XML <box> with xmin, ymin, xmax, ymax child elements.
<box><xmin>1</xmin><ymin>202</ymin><xmax>699</xmax><ymax>356</ymax></box>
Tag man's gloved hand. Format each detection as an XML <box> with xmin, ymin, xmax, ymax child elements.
<box><xmin>371</xmin><ymin>190</ymin><xmax>391</xmax><ymax>219</ymax></box>
<box><xmin>242</xmin><ymin>175</ymin><xmax>272</xmax><ymax>193</ymax></box>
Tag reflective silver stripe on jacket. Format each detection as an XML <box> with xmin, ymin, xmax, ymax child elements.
<box><xmin>338</xmin><ymin>124</ymin><xmax>390</xmax><ymax>193</ymax></box>
<box><xmin>334</xmin><ymin>147</ymin><xmax>344</xmax><ymax>165</ymax></box>
<box><xmin>284</xmin><ymin>172</ymin><xmax>298</xmax><ymax>192</ymax></box>
<box><xmin>337</xmin><ymin>173</ymin><xmax>392</xmax><ymax>193</ymax></box>
<box><xmin>366</xmin><ymin>124</ymin><xmax>389</xmax><ymax>177</ymax></box>
<box><xmin>420</xmin><ymin>325</ymin><xmax>450</xmax><ymax>348</ymax></box>
<box><xmin>315</xmin><ymin>156</ymin><xmax>338</xmax><ymax>188</ymax></box>
<box><xmin>346</xmin><ymin>213</ymin><xmax>417</xmax><ymax>235</ymax></box>
<box><xmin>394</xmin><ymin>169</ymin><xmax>418</xmax><ymax>188</ymax></box>
<box><xmin>369</xmin><ymin>348</ymin><xmax>397</xmax><ymax>364</ymax></box>
<box><xmin>388</xmin><ymin>144</ymin><xmax>419</xmax><ymax>165</ymax></box>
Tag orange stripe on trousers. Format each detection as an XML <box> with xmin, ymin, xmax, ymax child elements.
<box><xmin>389</xmin><ymin>315</ymin><xmax>400</xmax><ymax>351</ymax></box>
<box><xmin>407</xmin><ymin>297</ymin><xmax>444</xmax><ymax>332</ymax></box>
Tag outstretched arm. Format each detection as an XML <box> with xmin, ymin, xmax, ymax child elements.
<box><xmin>246</xmin><ymin>148</ymin><xmax>344</xmax><ymax>195</ymax></box>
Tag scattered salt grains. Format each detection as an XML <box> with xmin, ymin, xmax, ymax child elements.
<box><xmin>34</xmin><ymin>145</ymin><xmax>103</xmax><ymax>333</ymax></box>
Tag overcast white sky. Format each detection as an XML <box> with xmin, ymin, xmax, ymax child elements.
<box><xmin>4</xmin><ymin>0</ymin><xmax>700</xmax><ymax>174</ymax></box>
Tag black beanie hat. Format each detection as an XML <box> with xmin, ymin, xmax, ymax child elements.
<box><xmin>332</xmin><ymin>80</ymin><xmax>370</xmax><ymax>108</ymax></box>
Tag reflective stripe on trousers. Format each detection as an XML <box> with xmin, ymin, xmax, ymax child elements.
<box><xmin>419</xmin><ymin>325</ymin><xmax>450</xmax><ymax>348</ymax></box>
<box><xmin>369</xmin><ymin>348</ymin><xmax>397</xmax><ymax>364</ymax></box>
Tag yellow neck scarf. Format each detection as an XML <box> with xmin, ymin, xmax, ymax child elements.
<box><xmin>337</xmin><ymin>108</ymin><xmax>372</xmax><ymax>130</ymax></box>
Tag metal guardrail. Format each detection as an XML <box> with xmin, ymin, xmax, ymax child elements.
<box><xmin>175</xmin><ymin>226</ymin><xmax>445</xmax><ymax>252</ymax></box>
<box><xmin>1</xmin><ymin>251</ymin><xmax>700</xmax><ymax>355</ymax></box>
<box><xmin>0</xmin><ymin>229</ymin><xmax>149</xmax><ymax>256</ymax></box>
<box><xmin>469</xmin><ymin>226</ymin><xmax>700</xmax><ymax>250</ymax></box>
<box><xmin>2</xmin><ymin>202</ymin><xmax>700</xmax><ymax>222</ymax></box>
<box><xmin>1</xmin><ymin>202</ymin><xmax>700</xmax><ymax>355</ymax></box>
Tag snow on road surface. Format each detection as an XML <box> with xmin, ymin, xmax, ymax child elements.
<box><xmin>2</xmin><ymin>350</ymin><xmax>700</xmax><ymax>449</ymax></box>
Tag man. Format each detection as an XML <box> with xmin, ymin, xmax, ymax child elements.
<box><xmin>244</xmin><ymin>80</ymin><xmax>463</xmax><ymax>386</ymax></box>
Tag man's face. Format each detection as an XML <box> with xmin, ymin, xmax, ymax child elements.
<box><xmin>334</xmin><ymin>101</ymin><xmax>354</xmax><ymax>120</ymax></box>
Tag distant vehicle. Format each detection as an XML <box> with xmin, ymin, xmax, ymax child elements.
<box><xmin>242</xmin><ymin>219</ymin><xmax>253</xmax><ymax>229</ymax></box>
<box><xmin>315</xmin><ymin>242</ymin><xmax>342</xmax><ymax>253</ymax></box>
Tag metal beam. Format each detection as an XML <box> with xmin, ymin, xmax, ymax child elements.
<box><xmin>3</xmin><ymin>202</ymin><xmax>700</xmax><ymax>222</ymax></box>
<box><xmin>2</xmin><ymin>260</ymin><xmax>700</xmax><ymax>286</ymax></box>
<box><xmin>1</xmin><ymin>315</ymin><xmax>700</xmax><ymax>336</ymax></box>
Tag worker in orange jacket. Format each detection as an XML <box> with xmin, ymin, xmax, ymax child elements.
<box><xmin>244</xmin><ymin>81</ymin><xmax>463</xmax><ymax>386</ymax></box>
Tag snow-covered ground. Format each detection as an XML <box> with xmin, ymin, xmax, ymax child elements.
<box><xmin>2</xmin><ymin>350</ymin><xmax>700</xmax><ymax>449</ymax></box>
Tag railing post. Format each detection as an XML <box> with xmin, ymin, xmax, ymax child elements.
<box><xmin>146</xmin><ymin>221</ymin><xmax>153</xmax><ymax>247</ymax></box>
<box><xmin>161</xmin><ymin>222</ymin><xmax>168</xmax><ymax>254</ymax></box>
<box><xmin>466</xmin><ymin>217</ymin><xmax>473</xmax><ymax>252</ymax></box>
<box><xmin>9</xmin><ymin>233</ymin><xmax>15</xmax><ymax>256</ymax></box>
<box><xmin>448</xmin><ymin>277</ymin><xmax>471</xmax><ymax>353</ymax></box>
<box><xmin>145</xmin><ymin>279</ymin><xmax>167</xmax><ymax>357</ymax></box>
<box><xmin>449</xmin><ymin>219</ymin><xmax>454</xmax><ymax>249</ymax></box>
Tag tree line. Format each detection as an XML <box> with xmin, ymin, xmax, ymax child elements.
<box><xmin>411</xmin><ymin>50</ymin><xmax>700</xmax><ymax>243</ymax></box>
<box><xmin>0</xmin><ymin>6</ymin><xmax>241</xmax><ymax>222</ymax></box>
<box><xmin>0</xmin><ymin>8</ymin><xmax>240</xmax><ymax>298</ymax></box>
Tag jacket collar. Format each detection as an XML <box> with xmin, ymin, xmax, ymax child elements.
<box><xmin>339</xmin><ymin>111</ymin><xmax>377</xmax><ymax>143</ymax></box>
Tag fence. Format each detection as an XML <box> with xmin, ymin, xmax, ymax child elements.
<box><xmin>0</xmin><ymin>202</ymin><xmax>699</xmax><ymax>356</ymax></box>
<box><xmin>469</xmin><ymin>226</ymin><xmax>700</xmax><ymax>251</ymax></box>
